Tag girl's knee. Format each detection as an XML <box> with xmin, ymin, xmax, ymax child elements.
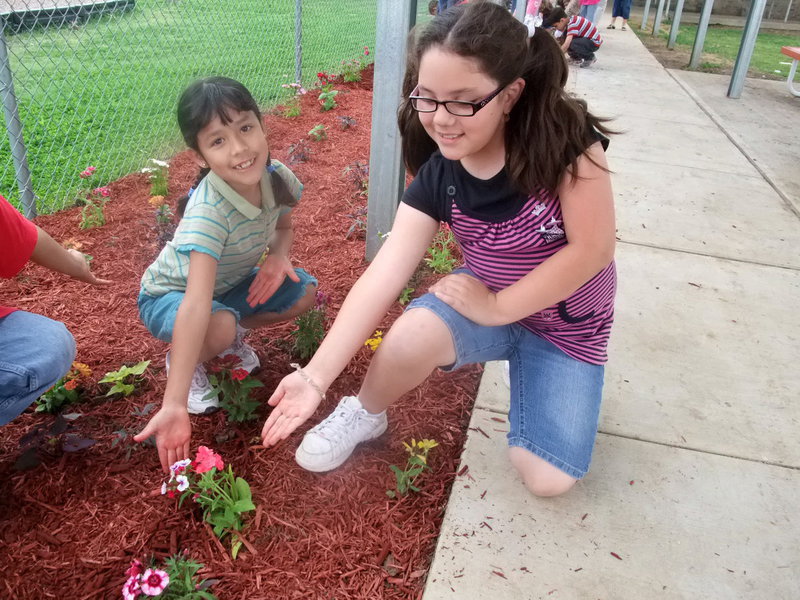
<box><xmin>206</xmin><ymin>310</ymin><xmax>237</xmax><ymax>351</ymax></box>
<box><xmin>508</xmin><ymin>447</ymin><xmax>578</xmax><ymax>498</ymax></box>
<box><xmin>296</xmin><ymin>282</ymin><xmax>317</xmax><ymax>312</ymax></box>
<box><xmin>382</xmin><ymin>308</ymin><xmax>454</xmax><ymax>364</ymax></box>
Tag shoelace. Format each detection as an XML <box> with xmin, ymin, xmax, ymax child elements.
<box><xmin>315</xmin><ymin>402</ymin><xmax>362</xmax><ymax>438</ymax></box>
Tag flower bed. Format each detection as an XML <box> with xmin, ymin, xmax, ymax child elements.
<box><xmin>0</xmin><ymin>65</ymin><xmax>481</xmax><ymax>599</ymax></box>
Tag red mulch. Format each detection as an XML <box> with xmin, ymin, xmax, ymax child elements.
<box><xmin>0</xmin><ymin>66</ymin><xmax>481</xmax><ymax>599</ymax></box>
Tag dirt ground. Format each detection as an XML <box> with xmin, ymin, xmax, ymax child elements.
<box><xmin>0</xmin><ymin>65</ymin><xmax>482</xmax><ymax>599</ymax></box>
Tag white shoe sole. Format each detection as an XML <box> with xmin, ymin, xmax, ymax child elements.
<box><xmin>295</xmin><ymin>418</ymin><xmax>388</xmax><ymax>473</ymax></box>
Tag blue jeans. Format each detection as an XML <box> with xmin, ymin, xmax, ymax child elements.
<box><xmin>580</xmin><ymin>3</ymin><xmax>600</xmax><ymax>22</ymax></box>
<box><xmin>407</xmin><ymin>293</ymin><xmax>605</xmax><ymax>479</ymax></box>
<box><xmin>0</xmin><ymin>311</ymin><xmax>76</xmax><ymax>426</ymax></box>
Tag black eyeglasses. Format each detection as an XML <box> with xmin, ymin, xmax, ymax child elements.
<box><xmin>409</xmin><ymin>86</ymin><xmax>505</xmax><ymax>117</ymax></box>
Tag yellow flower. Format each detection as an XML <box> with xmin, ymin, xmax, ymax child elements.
<box><xmin>364</xmin><ymin>330</ymin><xmax>383</xmax><ymax>351</ymax></box>
<box><xmin>417</xmin><ymin>439</ymin><xmax>439</xmax><ymax>452</ymax></box>
<box><xmin>148</xmin><ymin>195</ymin><xmax>166</xmax><ymax>207</ymax></box>
<box><xmin>71</xmin><ymin>361</ymin><xmax>92</xmax><ymax>378</ymax></box>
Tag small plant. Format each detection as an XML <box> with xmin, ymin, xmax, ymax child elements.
<box><xmin>291</xmin><ymin>291</ymin><xmax>328</xmax><ymax>360</ymax></box>
<box><xmin>340</xmin><ymin>46</ymin><xmax>370</xmax><ymax>82</ymax></box>
<box><xmin>425</xmin><ymin>225</ymin><xmax>459</xmax><ymax>274</ymax></box>
<box><xmin>112</xmin><ymin>403</ymin><xmax>157</xmax><ymax>459</ymax></box>
<box><xmin>386</xmin><ymin>438</ymin><xmax>439</xmax><ymax>498</ymax></box>
<box><xmin>35</xmin><ymin>361</ymin><xmax>91</xmax><ymax>414</ymax></box>
<box><xmin>318</xmin><ymin>89</ymin><xmax>339</xmax><ymax>111</ymax></box>
<box><xmin>282</xmin><ymin>96</ymin><xmax>302</xmax><ymax>118</ymax></box>
<box><xmin>336</xmin><ymin>115</ymin><xmax>357</xmax><ymax>130</ymax></box>
<box><xmin>317</xmin><ymin>71</ymin><xmax>335</xmax><ymax>91</ymax></box>
<box><xmin>308</xmin><ymin>124</ymin><xmax>328</xmax><ymax>141</ymax></box>
<box><xmin>344</xmin><ymin>205</ymin><xmax>367</xmax><ymax>240</ymax></box>
<box><xmin>342</xmin><ymin>160</ymin><xmax>369</xmax><ymax>197</ymax></box>
<box><xmin>144</xmin><ymin>158</ymin><xmax>169</xmax><ymax>197</ymax></box>
<box><xmin>162</xmin><ymin>447</ymin><xmax>256</xmax><ymax>558</ymax></box>
<box><xmin>398</xmin><ymin>287</ymin><xmax>415</xmax><ymax>305</ymax></box>
<box><xmin>364</xmin><ymin>330</ymin><xmax>383</xmax><ymax>352</ymax></box>
<box><xmin>99</xmin><ymin>360</ymin><xmax>150</xmax><ymax>397</ymax></box>
<box><xmin>287</xmin><ymin>139</ymin><xmax>313</xmax><ymax>165</ymax></box>
<box><xmin>15</xmin><ymin>413</ymin><xmax>96</xmax><ymax>471</ymax></box>
<box><xmin>76</xmin><ymin>165</ymin><xmax>110</xmax><ymax>229</ymax></box>
<box><xmin>123</xmin><ymin>552</ymin><xmax>218</xmax><ymax>599</ymax></box>
<box><xmin>205</xmin><ymin>354</ymin><xmax>263</xmax><ymax>423</ymax></box>
<box><xmin>149</xmin><ymin>195</ymin><xmax>176</xmax><ymax>248</ymax></box>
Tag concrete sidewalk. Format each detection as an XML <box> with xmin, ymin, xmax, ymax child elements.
<box><xmin>423</xmin><ymin>24</ymin><xmax>800</xmax><ymax>600</ymax></box>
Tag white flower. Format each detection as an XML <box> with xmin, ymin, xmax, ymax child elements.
<box><xmin>122</xmin><ymin>575</ymin><xmax>141</xmax><ymax>600</ymax></box>
<box><xmin>175</xmin><ymin>475</ymin><xmax>190</xmax><ymax>492</ymax></box>
<box><xmin>160</xmin><ymin>482</ymin><xmax>167</xmax><ymax>495</ymax></box>
<box><xmin>169</xmin><ymin>458</ymin><xmax>191</xmax><ymax>474</ymax></box>
<box><xmin>150</xmin><ymin>159</ymin><xmax>169</xmax><ymax>168</ymax></box>
<box><xmin>140</xmin><ymin>568</ymin><xmax>170</xmax><ymax>595</ymax></box>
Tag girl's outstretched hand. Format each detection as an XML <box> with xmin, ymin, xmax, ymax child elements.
<box><xmin>133</xmin><ymin>405</ymin><xmax>192</xmax><ymax>472</ymax></box>
<box><xmin>430</xmin><ymin>272</ymin><xmax>499</xmax><ymax>326</ymax></box>
<box><xmin>67</xmin><ymin>249</ymin><xmax>112</xmax><ymax>286</ymax></box>
<box><xmin>261</xmin><ymin>371</ymin><xmax>323</xmax><ymax>447</ymax></box>
<box><xmin>247</xmin><ymin>255</ymin><xmax>300</xmax><ymax>307</ymax></box>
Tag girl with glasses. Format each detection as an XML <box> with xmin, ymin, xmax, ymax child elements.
<box><xmin>262</xmin><ymin>2</ymin><xmax>616</xmax><ymax>498</ymax></box>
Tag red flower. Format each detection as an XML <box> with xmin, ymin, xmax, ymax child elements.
<box><xmin>231</xmin><ymin>368</ymin><xmax>248</xmax><ymax>381</ymax></box>
<box><xmin>64</xmin><ymin>379</ymin><xmax>78</xmax><ymax>390</ymax></box>
<box><xmin>125</xmin><ymin>559</ymin><xmax>144</xmax><ymax>579</ymax></box>
<box><xmin>194</xmin><ymin>446</ymin><xmax>224</xmax><ymax>473</ymax></box>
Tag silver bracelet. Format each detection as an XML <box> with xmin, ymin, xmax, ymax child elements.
<box><xmin>289</xmin><ymin>363</ymin><xmax>326</xmax><ymax>401</ymax></box>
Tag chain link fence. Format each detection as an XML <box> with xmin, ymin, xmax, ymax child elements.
<box><xmin>0</xmin><ymin>0</ymin><xmax>381</xmax><ymax>216</ymax></box>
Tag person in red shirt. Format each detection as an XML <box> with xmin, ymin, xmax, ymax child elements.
<box><xmin>543</xmin><ymin>7</ymin><xmax>603</xmax><ymax>67</ymax></box>
<box><xmin>0</xmin><ymin>195</ymin><xmax>109</xmax><ymax>425</ymax></box>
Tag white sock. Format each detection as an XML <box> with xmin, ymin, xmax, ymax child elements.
<box><xmin>236</xmin><ymin>323</ymin><xmax>248</xmax><ymax>337</ymax></box>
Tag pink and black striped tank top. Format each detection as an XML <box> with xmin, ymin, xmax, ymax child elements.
<box><xmin>404</xmin><ymin>152</ymin><xmax>616</xmax><ymax>365</ymax></box>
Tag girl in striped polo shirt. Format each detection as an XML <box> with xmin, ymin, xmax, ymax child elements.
<box><xmin>135</xmin><ymin>77</ymin><xmax>317</xmax><ymax>471</ymax></box>
<box><xmin>262</xmin><ymin>3</ymin><xmax>616</xmax><ymax>497</ymax></box>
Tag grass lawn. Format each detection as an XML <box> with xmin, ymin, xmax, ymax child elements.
<box><xmin>1</xmin><ymin>0</ymin><xmax>378</xmax><ymax>213</ymax></box>
<box><xmin>644</xmin><ymin>23</ymin><xmax>800</xmax><ymax>77</ymax></box>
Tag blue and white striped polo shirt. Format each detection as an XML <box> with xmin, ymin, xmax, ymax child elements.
<box><xmin>140</xmin><ymin>160</ymin><xmax>302</xmax><ymax>298</ymax></box>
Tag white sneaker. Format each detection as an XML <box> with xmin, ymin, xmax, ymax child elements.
<box><xmin>165</xmin><ymin>352</ymin><xmax>218</xmax><ymax>415</ymax></box>
<box><xmin>218</xmin><ymin>326</ymin><xmax>260</xmax><ymax>373</ymax></box>
<box><xmin>295</xmin><ymin>396</ymin><xmax>388</xmax><ymax>472</ymax></box>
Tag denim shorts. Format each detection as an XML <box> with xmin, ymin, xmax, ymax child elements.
<box><xmin>406</xmin><ymin>293</ymin><xmax>605</xmax><ymax>479</ymax></box>
<box><xmin>138</xmin><ymin>267</ymin><xmax>317</xmax><ymax>343</ymax></box>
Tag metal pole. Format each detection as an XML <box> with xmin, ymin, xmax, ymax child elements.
<box><xmin>0</xmin><ymin>25</ymin><xmax>36</xmax><ymax>218</ymax></box>
<box><xmin>668</xmin><ymin>0</ymin><xmax>686</xmax><ymax>48</ymax></box>
<box><xmin>294</xmin><ymin>0</ymin><xmax>302</xmax><ymax>84</ymax></box>
<box><xmin>652</xmin><ymin>0</ymin><xmax>666</xmax><ymax>34</ymax></box>
<box><xmin>665</xmin><ymin>0</ymin><xmax>672</xmax><ymax>20</ymax></box>
<box><xmin>727</xmin><ymin>0</ymin><xmax>767</xmax><ymax>98</ymax></box>
<box><xmin>642</xmin><ymin>0</ymin><xmax>653</xmax><ymax>29</ymax></box>
<box><xmin>366</xmin><ymin>0</ymin><xmax>416</xmax><ymax>261</ymax></box>
<box><xmin>785</xmin><ymin>0</ymin><xmax>793</xmax><ymax>22</ymax></box>
<box><xmin>689</xmin><ymin>0</ymin><xmax>715</xmax><ymax>68</ymax></box>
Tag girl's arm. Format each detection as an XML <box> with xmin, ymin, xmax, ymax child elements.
<box><xmin>134</xmin><ymin>251</ymin><xmax>218</xmax><ymax>471</ymax></box>
<box><xmin>431</xmin><ymin>142</ymin><xmax>615</xmax><ymax>326</ymax></box>
<box><xmin>247</xmin><ymin>211</ymin><xmax>299</xmax><ymax>307</ymax></box>
<box><xmin>261</xmin><ymin>204</ymin><xmax>438</xmax><ymax>446</ymax></box>
<box><xmin>30</xmin><ymin>226</ymin><xmax>111</xmax><ymax>286</ymax></box>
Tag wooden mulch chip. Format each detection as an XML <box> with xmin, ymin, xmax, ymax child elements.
<box><xmin>0</xmin><ymin>65</ymin><xmax>481</xmax><ymax>599</ymax></box>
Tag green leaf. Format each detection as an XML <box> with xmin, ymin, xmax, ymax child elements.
<box><xmin>232</xmin><ymin>499</ymin><xmax>256</xmax><ymax>513</ymax></box>
<box><xmin>233</xmin><ymin>477</ymin><xmax>252</xmax><ymax>502</ymax></box>
<box><xmin>386</xmin><ymin>490</ymin><xmax>396</xmax><ymax>498</ymax></box>
<box><xmin>231</xmin><ymin>539</ymin><xmax>242</xmax><ymax>560</ymax></box>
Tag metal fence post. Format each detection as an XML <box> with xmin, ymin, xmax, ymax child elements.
<box><xmin>294</xmin><ymin>0</ymin><xmax>302</xmax><ymax>83</ymax></box>
<box><xmin>727</xmin><ymin>0</ymin><xmax>767</xmax><ymax>98</ymax></box>
<box><xmin>668</xmin><ymin>0</ymin><xmax>686</xmax><ymax>48</ymax></box>
<box><xmin>641</xmin><ymin>0</ymin><xmax>653</xmax><ymax>30</ymax></box>
<box><xmin>514</xmin><ymin>0</ymin><xmax>528</xmax><ymax>20</ymax></box>
<box><xmin>689</xmin><ymin>0</ymin><xmax>715</xmax><ymax>68</ymax></box>
<box><xmin>652</xmin><ymin>0</ymin><xmax>667</xmax><ymax>34</ymax></box>
<box><xmin>0</xmin><ymin>24</ymin><xmax>36</xmax><ymax>217</ymax></box>
<box><xmin>366</xmin><ymin>0</ymin><xmax>416</xmax><ymax>261</ymax></box>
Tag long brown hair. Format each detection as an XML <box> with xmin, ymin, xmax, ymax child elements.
<box><xmin>398</xmin><ymin>2</ymin><xmax>612</xmax><ymax>194</ymax></box>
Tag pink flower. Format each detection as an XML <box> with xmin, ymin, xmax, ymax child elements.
<box><xmin>364</xmin><ymin>47</ymin><xmax>370</xmax><ymax>56</ymax></box>
<box><xmin>79</xmin><ymin>170</ymin><xmax>91</xmax><ymax>179</ymax></box>
<box><xmin>231</xmin><ymin>368</ymin><xmax>248</xmax><ymax>381</ymax></box>
<box><xmin>94</xmin><ymin>186</ymin><xmax>110</xmax><ymax>197</ymax></box>
<box><xmin>140</xmin><ymin>568</ymin><xmax>169</xmax><ymax>595</ymax></box>
<box><xmin>194</xmin><ymin>446</ymin><xmax>224</xmax><ymax>473</ymax></box>
<box><xmin>87</xmin><ymin>165</ymin><xmax>96</xmax><ymax>173</ymax></box>
<box><xmin>125</xmin><ymin>559</ymin><xmax>144</xmax><ymax>579</ymax></box>
<box><xmin>122</xmin><ymin>575</ymin><xmax>141</xmax><ymax>600</ymax></box>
